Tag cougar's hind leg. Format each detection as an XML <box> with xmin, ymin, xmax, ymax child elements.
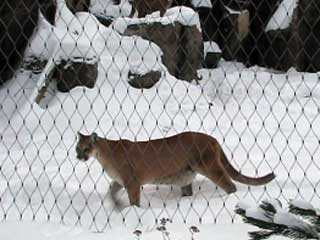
<box><xmin>199</xmin><ymin>163</ymin><xmax>237</xmax><ymax>194</ymax></box>
<box><xmin>109</xmin><ymin>181</ymin><xmax>123</xmax><ymax>205</ymax></box>
<box><xmin>181</xmin><ymin>184</ymin><xmax>193</xmax><ymax>197</ymax></box>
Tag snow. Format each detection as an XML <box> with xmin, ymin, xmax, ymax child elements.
<box><xmin>90</xmin><ymin>0</ymin><xmax>132</xmax><ymax>18</ymax></box>
<box><xmin>245</xmin><ymin>207</ymin><xmax>272</xmax><ymax>222</ymax></box>
<box><xmin>0</xmin><ymin>221</ymin><xmax>288</xmax><ymax>240</ymax></box>
<box><xmin>235</xmin><ymin>200</ymin><xmax>252</xmax><ymax>211</ymax></box>
<box><xmin>27</xmin><ymin>1</ymin><xmax>108</xmax><ymax>62</ymax></box>
<box><xmin>266</xmin><ymin>0</ymin><xmax>298</xmax><ymax>31</ymax></box>
<box><xmin>191</xmin><ymin>0</ymin><xmax>212</xmax><ymax>9</ymax></box>
<box><xmin>225</xmin><ymin>6</ymin><xmax>241</xmax><ymax>15</ymax></box>
<box><xmin>112</xmin><ymin>7</ymin><xmax>202</xmax><ymax>34</ymax></box>
<box><xmin>204</xmin><ymin>41</ymin><xmax>221</xmax><ymax>57</ymax></box>
<box><xmin>273</xmin><ymin>211</ymin><xmax>305</xmax><ymax>228</ymax></box>
<box><xmin>1</xmin><ymin>0</ymin><xmax>320</xmax><ymax>239</ymax></box>
<box><xmin>290</xmin><ymin>199</ymin><xmax>316</xmax><ymax>211</ymax></box>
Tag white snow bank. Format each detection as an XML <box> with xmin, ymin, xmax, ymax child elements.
<box><xmin>112</xmin><ymin>6</ymin><xmax>202</xmax><ymax>34</ymax></box>
<box><xmin>266</xmin><ymin>0</ymin><xmax>298</xmax><ymax>31</ymax></box>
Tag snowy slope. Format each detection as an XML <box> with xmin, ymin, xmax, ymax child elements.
<box><xmin>1</xmin><ymin>1</ymin><xmax>320</xmax><ymax>239</ymax></box>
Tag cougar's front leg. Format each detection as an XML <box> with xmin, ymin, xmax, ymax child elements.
<box><xmin>126</xmin><ymin>182</ymin><xmax>141</xmax><ymax>207</ymax></box>
<box><xmin>181</xmin><ymin>184</ymin><xmax>193</xmax><ymax>197</ymax></box>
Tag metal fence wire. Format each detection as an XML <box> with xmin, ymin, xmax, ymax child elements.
<box><xmin>0</xmin><ymin>0</ymin><xmax>320</xmax><ymax>231</ymax></box>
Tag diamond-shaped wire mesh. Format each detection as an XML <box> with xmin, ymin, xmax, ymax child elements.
<box><xmin>0</xmin><ymin>0</ymin><xmax>320</xmax><ymax>232</ymax></box>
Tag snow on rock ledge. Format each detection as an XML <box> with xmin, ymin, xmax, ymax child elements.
<box><xmin>112</xmin><ymin>6</ymin><xmax>202</xmax><ymax>34</ymax></box>
<box><xmin>203</xmin><ymin>41</ymin><xmax>221</xmax><ymax>68</ymax></box>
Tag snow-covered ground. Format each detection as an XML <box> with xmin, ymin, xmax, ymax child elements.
<box><xmin>0</xmin><ymin>1</ymin><xmax>320</xmax><ymax>239</ymax></box>
<box><xmin>0</xmin><ymin>221</ymin><xmax>290</xmax><ymax>240</ymax></box>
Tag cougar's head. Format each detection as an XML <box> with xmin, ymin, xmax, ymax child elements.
<box><xmin>76</xmin><ymin>132</ymin><xmax>98</xmax><ymax>161</ymax></box>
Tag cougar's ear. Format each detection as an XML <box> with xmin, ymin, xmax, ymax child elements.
<box><xmin>90</xmin><ymin>132</ymin><xmax>98</xmax><ymax>143</ymax></box>
<box><xmin>77</xmin><ymin>131</ymin><xmax>83</xmax><ymax>139</ymax></box>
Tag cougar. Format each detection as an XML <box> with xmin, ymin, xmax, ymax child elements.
<box><xmin>76</xmin><ymin>132</ymin><xmax>275</xmax><ymax>207</ymax></box>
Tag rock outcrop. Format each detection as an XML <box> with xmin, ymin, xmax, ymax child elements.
<box><xmin>35</xmin><ymin>58</ymin><xmax>98</xmax><ymax>105</ymax></box>
<box><xmin>128</xmin><ymin>70</ymin><xmax>161</xmax><ymax>89</ymax></box>
<box><xmin>115</xmin><ymin>7</ymin><xmax>203</xmax><ymax>82</ymax></box>
<box><xmin>65</xmin><ymin>0</ymin><xmax>90</xmax><ymax>14</ymax></box>
<box><xmin>54</xmin><ymin>58</ymin><xmax>98</xmax><ymax>92</ymax></box>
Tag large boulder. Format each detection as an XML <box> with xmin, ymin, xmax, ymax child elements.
<box><xmin>65</xmin><ymin>0</ymin><xmax>90</xmax><ymax>14</ymax></box>
<box><xmin>176</xmin><ymin>0</ymin><xmax>250</xmax><ymax>63</ymax></box>
<box><xmin>39</xmin><ymin>0</ymin><xmax>57</xmax><ymax>25</ymax></box>
<box><xmin>128</xmin><ymin>70</ymin><xmax>161</xmax><ymax>89</ymax></box>
<box><xmin>0</xmin><ymin>0</ymin><xmax>57</xmax><ymax>87</ymax></box>
<box><xmin>54</xmin><ymin>58</ymin><xmax>98</xmax><ymax>92</ymax></box>
<box><xmin>125</xmin><ymin>22</ymin><xmax>202</xmax><ymax>82</ymax></box>
<box><xmin>244</xmin><ymin>0</ymin><xmax>320</xmax><ymax>72</ymax></box>
<box><xmin>115</xmin><ymin>7</ymin><xmax>203</xmax><ymax>82</ymax></box>
<box><xmin>255</xmin><ymin>28</ymin><xmax>299</xmax><ymax>71</ymax></box>
<box><xmin>241</xmin><ymin>0</ymin><xmax>280</xmax><ymax>66</ymax></box>
<box><xmin>35</xmin><ymin>57</ymin><xmax>98</xmax><ymax>105</ymax></box>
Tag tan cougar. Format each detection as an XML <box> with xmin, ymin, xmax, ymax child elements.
<box><xmin>76</xmin><ymin>131</ymin><xmax>275</xmax><ymax>206</ymax></box>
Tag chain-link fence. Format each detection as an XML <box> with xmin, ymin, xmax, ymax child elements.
<box><xmin>0</xmin><ymin>0</ymin><xmax>320</xmax><ymax>232</ymax></box>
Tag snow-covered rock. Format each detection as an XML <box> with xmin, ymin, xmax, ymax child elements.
<box><xmin>112</xmin><ymin>7</ymin><xmax>202</xmax><ymax>34</ymax></box>
<box><xmin>120</xmin><ymin>7</ymin><xmax>203</xmax><ymax>82</ymax></box>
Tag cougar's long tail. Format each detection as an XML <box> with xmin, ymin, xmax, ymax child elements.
<box><xmin>220</xmin><ymin>149</ymin><xmax>275</xmax><ymax>186</ymax></box>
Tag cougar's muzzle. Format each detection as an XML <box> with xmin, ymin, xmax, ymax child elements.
<box><xmin>76</xmin><ymin>146</ymin><xmax>89</xmax><ymax>161</ymax></box>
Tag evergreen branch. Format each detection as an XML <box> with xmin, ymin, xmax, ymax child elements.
<box><xmin>236</xmin><ymin>199</ymin><xmax>320</xmax><ymax>240</ymax></box>
<box><xmin>234</xmin><ymin>207</ymin><xmax>246</xmax><ymax>217</ymax></box>
<box><xmin>288</xmin><ymin>201</ymin><xmax>320</xmax><ymax>227</ymax></box>
<box><xmin>248</xmin><ymin>230</ymin><xmax>275</xmax><ymax>240</ymax></box>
